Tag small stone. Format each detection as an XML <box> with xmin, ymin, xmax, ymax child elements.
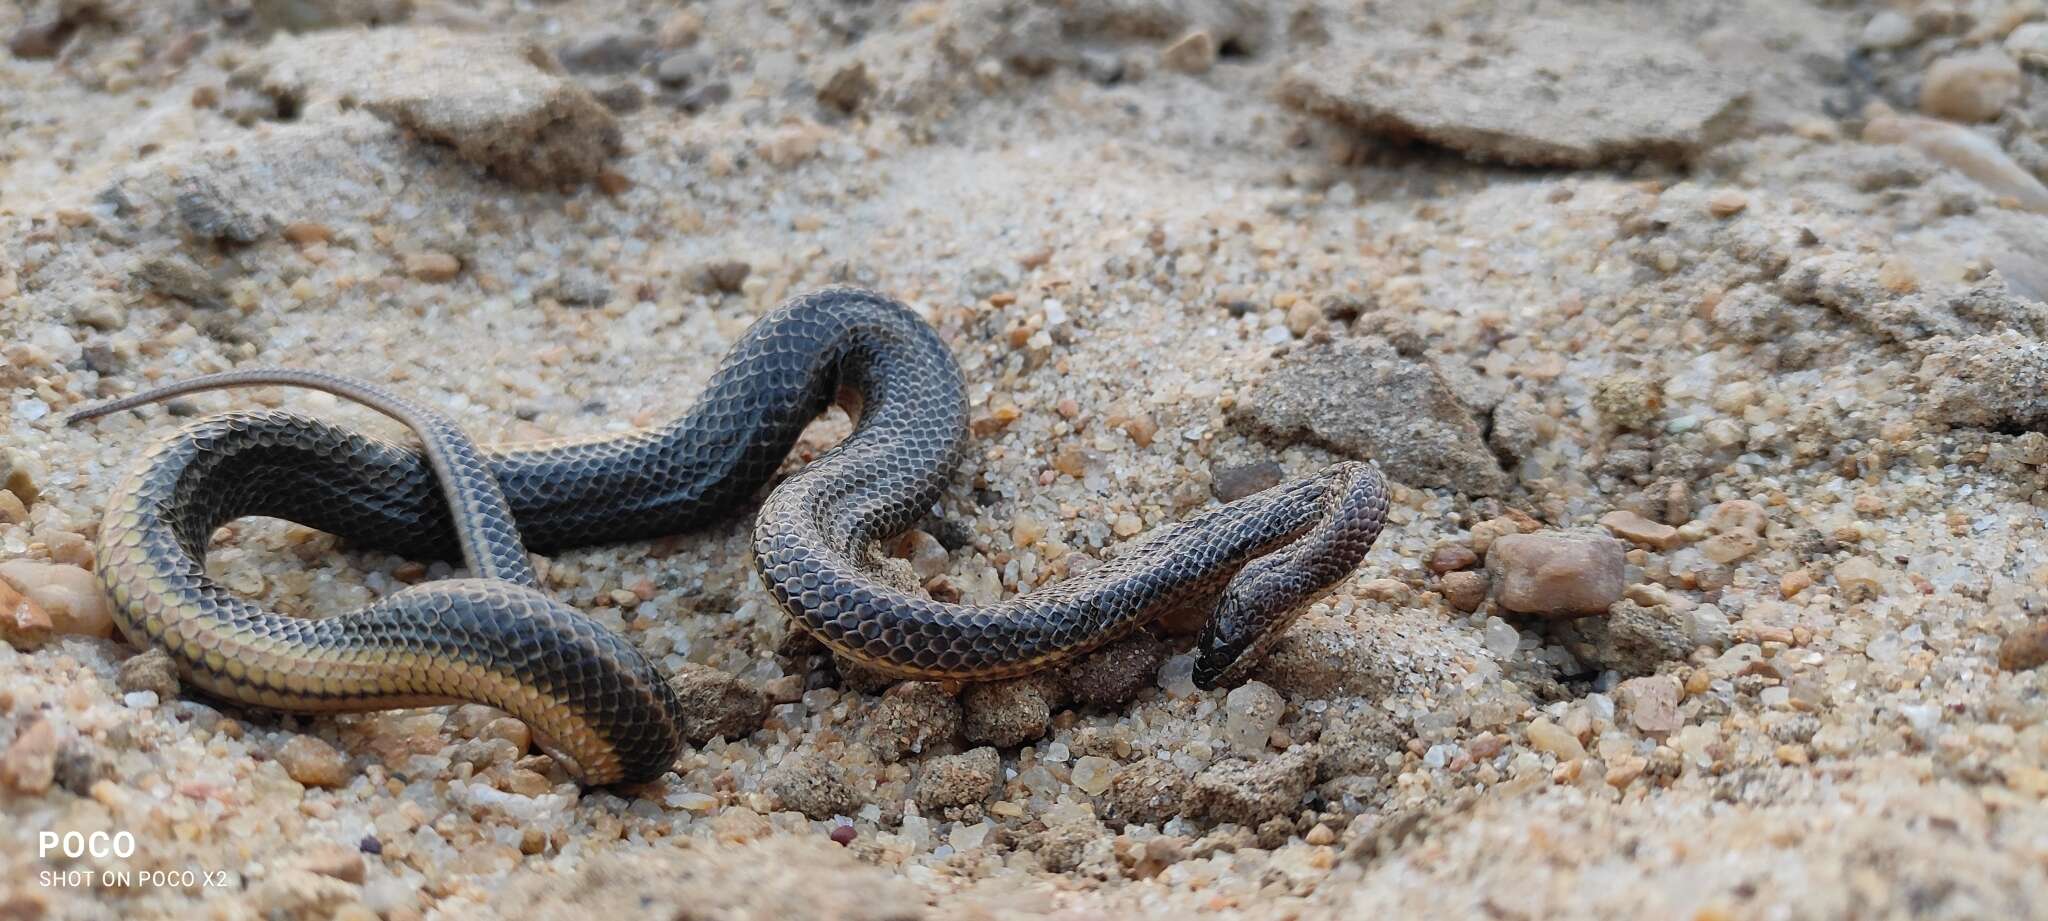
<box><xmin>1</xmin><ymin>718</ymin><xmax>58</xmax><ymax>794</ymax></box>
<box><xmin>765</xmin><ymin>751</ymin><xmax>861</xmax><ymax>819</ymax></box>
<box><xmin>1525</xmin><ymin>718</ymin><xmax>1585</xmax><ymax>761</ymax></box>
<box><xmin>1834</xmin><ymin>557</ymin><xmax>1885</xmax><ymax>601</ymax></box>
<box><xmin>1592</xmin><ymin>375</ymin><xmax>1663</xmax><ymax>431</ymax></box>
<box><xmin>695</xmin><ymin>260</ymin><xmax>752</xmax><ymax>294</ymax></box>
<box><xmin>1554</xmin><ymin>600</ymin><xmax>1695</xmax><ymax>676</ymax></box>
<box><xmin>1070</xmin><ymin>755</ymin><xmax>1119</xmax><ymax>795</ymax></box>
<box><xmin>1427</xmin><ymin>545</ymin><xmax>1479</xmax><ymax>573</ymax></box>
<box><xmin>962</xmin><ymin>679</ymin><xmax>1052</xmax><ymax>748</ymax></box>
<box><xmin>277</xmin><ymin>736</ymin><xmax>350</xmax><ymax>788</ymax></box>
<box><xmin>1706</xmin><ymin>190</ymin><xmax>1749</xmax><ymax>218</ymax></box>
<box><xmin>1860</xmin><ymin>11</ymin><xmax>1918</xmax><ymax>49</ymax></box>
<box><xmin>282</xmin><ymin>222</ymin><xmax>334</xmax><ymax>245</ymax></box>
<box><xmin>1211</xmin><ymin>461</ymin><xmax>1284</xmax><ymax>502</ymax></box>
<box><xmin>1106</xmin><ymin>759</ymin><xmax>1189</xmax><ymax>824</ymax></box>
<box><xmin>547</xmin><ymin>270</ymin><xmax>613</xmax><ymax>307</ymax></box>
<box><xmin>829</xmin><ymin>824</ymin><xmax>858</xmax><ymax>846</ymax></box>
<box><xmin>556</xmin><ymin>30</ymin><xmax>655</xmax><ymax>74</ymax></box>
<box><xmin>1599</xmin><ymin>510</ymin><xmax>1680</xmax><ymax>550</ymax></box>
<box><xmin>1316</xmin><ymin>708</ymin><xmax>1403</xmax><ymax>782</ymax></box>
<box><xmin>295</xmin><ymin>842</ymin><xmax>367</xmax><ymax>884</ymax></box>
<box><xmin>1921</xmin><ymin>49</ymin><xmax>2023</xmax><ymax>123</ymax></box>
<box><xmin>2009</xmin><ymin>22</ymin><xmax>2048</xmax><ymax>69</ymax></box>
<box><xmin>403</xmin><ymin>251</ymin><xmax>462</xmax><ymax>283</ymax></box>
<box><xmin>1061</xmin><ymin>633</ymin><xmax>1169</xmax><ymax>707</ymax></box>
<box><xmin>1614</xmin><ymin>675</ymin><xmax>1683</xmax><ymax>733</ymax></box>
<box><xmin>667</xmin><ymin>663</ymin><xmax>768</xmax><ymax>743</ymax></box>
<box><xmin>1029</xmin><ymin>819</ymin><xmax>1109</xmax><ymax>873</ymax></box>
<box><xmin>914</xmin><ymin>747</ymin><xmax>1001</xmax><ymax>810</ymax></box>
<box><xmin>1160</xmin><ymin>30</ymin><xmax>1217</xmax><ymax>75</ymax></box>
<box><xmin>1189</xmin><ymin>749</ymin><xmax>1317</xmax><ymax>826</ymax></box>
<box><xmin>0</xmin><ymin>580</ymin><xmax>53</xmax><ymax>651</ymax></box>
<box><xmin>1357</xmin><ymin>578</ymin><xmax>1411</xmax><ymax>605</ymax></box>
<box><xmin>116</xmin><ymin>649</ymin><xmax>180</xmax><ymax>700</ymax></box>
<box><xmin>1487</xmin><ymin>532</ymin><xmax>1627</xmax><ymax>619</ymax></box>
<box><xmin>0</xmin><ymin>449</ymin><xmax>38</xmax><ymax>508</ymax></box>
<box><xmin>818</xmin><ymin>61</ymin><xmax>875</xmax><ymax>114</ymax></box>
<box><xmin>1223</xmin><ymin>681</ymin><xmax>1285</xmax><ymax>755</ymax></box>
<box><xmin>655</xmin><ymin>51</ymin><xmax>709</xmax><ymax>87</ymax></box>
<box><xmin>0</xmin><ymin>489</ymin><xmax>25</xmax><ymax>525</ymax></box>
<box><xmin>1442</xmin><ymin>571</ymin><xmax>1488</xmax><ymax>612</ymax></box>
<box><xmin>1470</xmin><ymin>515</ymin><xmax>1538</xmax><ymax>555</ymax></box>
<box><xmin>1999</xmin><ymin>621</ymin><xmax>2048</xmax><ymax>671</ymax></box>
<box><xmin>867</xmin><ymin>681</ymin><xmax>963</xmax><ymax>759</ymax></box>
<box><xmin>0</xmin><ymin>561</ymin><xmax>112</xmax><ymax>638</ymax></box>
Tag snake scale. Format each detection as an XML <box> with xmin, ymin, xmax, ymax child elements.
<box><xmin>69</xmin><ymin>287</ymin><xmax>1391</xmax><ymax>785</ymax></box>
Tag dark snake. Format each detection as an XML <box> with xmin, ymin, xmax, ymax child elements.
<box><xmin>67</xmin><ymin>288</ymin><xmax>1390</xmax><ymax>785</ymax></box>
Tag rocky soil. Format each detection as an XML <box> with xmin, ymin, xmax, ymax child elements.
<box><xmin>4</xmin><ymin>1</ymin><xmax>2048</xmax><ymax>919</ymax></box>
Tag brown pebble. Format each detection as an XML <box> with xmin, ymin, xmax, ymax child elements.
<box><xmin>1999</xmin><ymin>621</ymin><xmax>2048</xmax><ymax>672</ymax></box>
<box><xmin>403</xmin><ymin>251</ymin><xmax>462</xmax><ymax>283</ymax></box>
<box><xmin>1161</xmin><ymin>29</ymin><xmax>1217</xmax><ymax>75</ymax></box>
<box><xmin>116</xmin><ymin>648</ymin><xmax>181</xmax><ymax>699</ymax></box>
<box><xmin>1441</xmin><ymin>570</ymin><xmax>1488</xmax><ymax>613</ymax></box>
<box><xmin>1599</xmin><ymin>510</ymin><xmax>1680</xmax><ymax>551</ymax></box>
<box><xmin>1706</xmin><ymin>190</ymin><xmax>1748</xmax><ymax>218</ymax></box>
<box><xmin>667</xmin><ymin>663</ymin><xmax>769</xmax><ymax>744</ymax></box>
<box><xmin>0</xmin><ymin>489</ymin><xmax>26</xmax><ymax>525</ymax></box>
<box><xmin>1427</xmin><ymin>545</ymin><xmax>1479</xmax><ymax>573</ymax></box>
<box><xmin>1487</xmin><ymin>532</ymin><xmax>1626</xmax><ymax>618</ymax></box>
<box><xmin>0</xmin><ymin>560</ymin><xmax>112</xmax><ymax>638</ymax></box>
<box><xmin>1</xmin><ymin>718</ymin><xmax>58</xmax><ymax>794</ymax></box>
<box><xmin>282</xmin><ymin>222</ymin><xmax>334</xmax><ymax>245</ymax></box>
<box><xmin>277</xmin><ymin>736</ymin><xmax>350</xmax><ymax>788</ymax></box>
<box><xmin>0</xmin><ymin>580</ymin><xmax>53</xmax><ymax>651</ymax></box>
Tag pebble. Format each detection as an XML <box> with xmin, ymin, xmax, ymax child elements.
<box><xmin>1222</xmin><ymin>681</ymin><xmax>1285</xmax><ymax>754</ymax></box>
<box><xmin>1614</xmin><ymin>675</ymin><xmax>1683</xmax><ymax>733</ymax></box>
<box><xmin>818</xmin><ymin>62</ymin><xmax>876</xmax><ymax>114</ymax></box>
<box><xmin>1070</xmin><ymin>755</ymin><xmax>1119</xmax><ymax>796</ymax></box>
<box><xmin>277</xmin><ymin>736</ymin><xmax>350</xmax><ymax>789</ymax></box>
<box><xmin>655</xmin><ymin>51</ymin><xmax>709</xmax><ymax>87</ymax></box>
<box><xmin>1106</xmin><ymin>759</ymin><xmax>1189</xmax><ymax>824</ymax></box>
<box><xmin>1524</xmin><ymin>718</ymin><xmax>1585</xmax><ymax>761</ymax></box>
<box><xmin>962</xmin><ymin>679</ymin><xmax>1052</xmax><ymax>748</ymax></box>
<box><xmin>866</xmin><ymin>681</ymin><xmax>962</xmax><ymax>759</ymax></box>
<box><xmin>403</xmin><ymin>251</ymin><xmax>462</xmax><ymax>283</ymax></box>
<box><xmin>1487</xmin><ymin>532</ymin><xmax>1626</xmax><ymax>618</ymax></box>
<box><xmin>1834</xmin><ymin>557</ymin><xmax>1885</xmax><ymax>601</ymax></box>
<box><xmin>1998</xmin><ymin>621</ymin><xmax>2048</xmax><ymax>671</ymax></box>
<box><xmin>1160</xmin><ymin>30</ymin><xmax>1217</xmax><ymax>75</ymax></box>
<box><xmin>115</xmin><ymin>649</ymin><xmax>181</xmax><ymax>700</ymax></box>
<box><xmin>1591</xmin><ymin>374</ymin><xmax>1663</xmax><ymax>430</ymax></box>
<box><xmin>556</xmin><ymin>30</ymin><xmax>655</xmax><ymax>74</ymax></box>
<box><xmin>1</xmin><ymin>718</ymin><xmax>58</xmax><ymax>794</ymax></box>
<box><xmin>0</xmin><ymin>489</ymin><xmax>25</xmax><ymax>525</ymax></box>
<box><xmin>666</xmin><ymin>663</ymin><xmax>769</xmax><ymax>744</ymax></box>
<box><xmin>1599</xmin><ymin>510</ymin><xmax>1681</xmax><ymax>550</ymax></box>
<box><xmin>1210</xmin><ymin>461</ymin><xmax>1284</xmax><ymax>502</ymax></box>
<box><xmin>914</xmin><ymin>747</ymin><xmax>1001</xmax><ymax>810</ymax></box>
<box><xmin>0</xmin><ymin>560</ymin><xmax>113</xmax><ymax>638</ymax></box>
<box><xmin>765</xmin><ymin>751</ymin><xmax>861</xmax><ymax>819</ymax></box>
<box><xmin>1442</xmin><ymin>570</ymin><xmax>1489</xmax><ymax>613</ymax></box>
<box><xmin>0</xmin><ymin>448</ymin><xmax>38</xmax><ymax>507</ymax></box>
<box><xmin>1061</xmin><ymin>633</ymin><xmax>1168</xmax><ymax>707</ymax></box>
<box><xmin>1188</xmin><ymin>749</ymin><xmax>1317</xmax><ymax>826</ymax></box>
<box><xmin>2009</xmin><ymin>22</ymin><xmax>2048</xmax><ymax>68</ymax></box>
<box><xmin>1252</xmin><ymin>615</ymin><xmax>1400</xmax><ymax>698</ymax></box>
<box><xmin>1859</xmin><ymin>11</ymin><xmax>1918</xmax><ymax>49</ymax></box>
<box><xmin>0</xmin><ymin>580</ymin><xmax>53</xmax><ymax>651</ymax></box>
<box><xmin>888</xmin><ymin>529</ymin><xmax>950</xmax><ymax>581</ymax></box>
<box><xmin>1920</xmin><ymin>49</ymin><xmax>2022</xmax><ymax>122</ymax></box>
<box><xmin>295</xmin><ymin>842</ymin><xmax>368</xmax><ymax>884</ymax></box>
<box><xmin>1427</xmin><ymin>545</ymin><xmax>1479</xmax><ymax>573</ymax></box>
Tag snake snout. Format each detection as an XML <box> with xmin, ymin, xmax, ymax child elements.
<box><xmin>1191</xmin><ymin>596</ymin><xmax>1256</xmax><ymax>690</ymax></box>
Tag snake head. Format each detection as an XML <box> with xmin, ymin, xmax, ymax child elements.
<box><xmin>1192</xmin><ymin>588</ymin><xmax>1274</xmax><ymax>690</ymax></box>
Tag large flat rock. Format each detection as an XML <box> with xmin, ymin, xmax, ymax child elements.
<box><xmin>1279</xmin><ymin>18</ymin><xmax>1747</xmax><ymax>167</ymax></box>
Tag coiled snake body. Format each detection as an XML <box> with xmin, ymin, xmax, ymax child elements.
<box><xmin>71</xmin><ymin>288</ymin><xmax>1390</xmax><ymax>785</ymax></box>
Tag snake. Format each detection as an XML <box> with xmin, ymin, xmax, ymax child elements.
<box><xmin>68</xmin><ymin>287</ymin><xmax>1391</xmax><ymax>786</ymax></box>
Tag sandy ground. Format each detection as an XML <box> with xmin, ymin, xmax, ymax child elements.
<box><xmin>4</xmin><ymin>1</ymin><xmax>2048</xmax><ymax>919</ymax></box>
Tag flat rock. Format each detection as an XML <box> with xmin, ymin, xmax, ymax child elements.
<box><xmin>1279</xmin><ymin>19</ymin><xmax>1745</xmax><ymax>167</ymax></box>
<box><xmin>1230</xmin><ymin>338</ymin><xmax>1510</xmax><ymax>496</ymax></box>
<box><xmin>667</xmin><ymin>663</ymin><xmax>769</xmax><ymax>744</ymax></box>
<box><xmin>236</xmin><ymin>27</ymin><xmax>621</xmax><ymax>187</ymax></box>
<box><xmin>1188</xmin><ymin>748</ymin><xmax>1317</xmax><ymax>826</ymax></box>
